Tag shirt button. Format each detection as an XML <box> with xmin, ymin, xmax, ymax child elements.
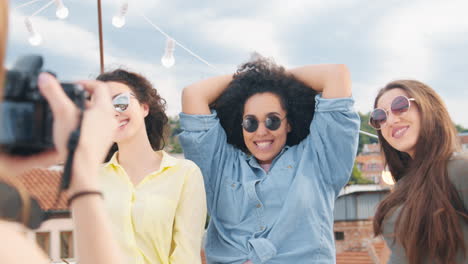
<box><xmin>287</xmin><ymin>165</ymin><xmax>292</xmax><ymax>169</ymax></box>
<box><xmin>256</xmin><ymin>203</ymin><xmax>262</xmax><ymax>208</ymax></box>
<box><xmin>260</xmin><ymin>226</ymin><xmax>265</xmax><ymax>231</ymax></box>
<box><xmin>231</xmin><ymin>183</ymin><xmax>236</xmax><ymax>188</ymax></box>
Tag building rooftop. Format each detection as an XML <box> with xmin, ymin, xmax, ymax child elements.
<box><xmin>17</xmin><ymin>168</ymin><xmax>68</xmax><ymax>211</ymax></box>
<box><xmin>338</xmin><ymin>184</ymin><xmax>390</xmax><ymax>197</ymax></box>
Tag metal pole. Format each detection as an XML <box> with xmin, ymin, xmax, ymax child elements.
<box><xmin>97</xmin><ymin>0</ymin><xmax>104</xmax><ymax>73</ymax></box>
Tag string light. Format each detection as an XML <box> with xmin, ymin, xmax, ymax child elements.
<box><xmin>55</xmin><ymin>0</ymin><xmax>69</xmax><ymax>19</ymax></box>
<box><xmin>112</xmin><ymin>2</ymin><xmax>128</xmax><ymax>28</ymax></box>
<box><xmin>161</xmin><ymin>38</ymin><xmax>175</xmax><ymax>68</ymax></box>
<box><xmin>24</xmin><ymin>18</ymin><xmax>42</xmax><ymax>46</ymax></box>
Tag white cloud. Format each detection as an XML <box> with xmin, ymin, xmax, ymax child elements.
<box><xmin>370</xmin><ymin>0</ymin><xmax>468</xmax><ymax>83</ymax></box>
<box><xmin>200</xmin><ymin>17</ymin><xmax>287</xmax><ymax>64</ymax></box>
<box><xmin>359</xmin><ymin>0</ymin><xmax>468</xmax><ymax>126</ymax></box>
<box><xmin>9</xmin><ymin>8</ymin><xmax>100</xmax><ymax>66</ymax></box>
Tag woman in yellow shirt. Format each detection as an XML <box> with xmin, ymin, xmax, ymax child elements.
<box><xmin>97</xmin><ymin>69</ymin><xmax>207</xmax><ymax>264</ymax></box>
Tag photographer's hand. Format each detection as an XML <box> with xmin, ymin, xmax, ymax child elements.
<box><xmin>0</xmin><ymin>73</ymin><xmax>81</xmax><ymax>175</ymax></box>
<box><xmin>39</xmin><ymin>73</ymin><xmax>123</xmax><ymax>264</ymax></box>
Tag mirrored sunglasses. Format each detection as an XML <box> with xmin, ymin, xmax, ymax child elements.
<box><xmin>112</xmin><ymin>92</ymin><xmax>135</xmax><ymax>113</ymax></box>
<box><xmin>369</xmin><ymin>95</ymin><xmax>415</xmax><ymax>130</ymax></box>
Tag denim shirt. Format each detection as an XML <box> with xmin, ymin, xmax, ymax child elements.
<box><xmin>179</xmin><ymin>95</ymin><xmax>360</xmax><ymax>264</ymax></box>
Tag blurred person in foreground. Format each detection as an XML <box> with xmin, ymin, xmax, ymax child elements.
<box><xmin>0</xmin><ymin>1</ymin><xmax>124</xmax><ymax>263</ymax></box>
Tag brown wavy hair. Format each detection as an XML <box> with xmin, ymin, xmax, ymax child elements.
<box><xmin>373</xmin><ymin>80</ymin><xmax>468</xmax><ymax>264</ymax></box>
<box><xmin>97</xmin><ymin>69</ymin><xmax>169</xmax><ymax>161</ymax></box>
<box><xmin>210</xmin><ymin>55</ymin><xmax>317</xmax><ymax>153</ymax></box>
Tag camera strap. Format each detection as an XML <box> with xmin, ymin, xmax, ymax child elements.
<box><xmin>60</xmin><ymin>111</ymin><xmax>84</xmax><ymax>190</ymax></box>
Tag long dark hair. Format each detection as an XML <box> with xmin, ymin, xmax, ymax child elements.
<box><xmin>373</xmin><ymin>80</ymin><xmax>468</xmax><ymax>264</ymax></box>
<box><xmin>210</xmin><ymin>55</ymin><xmax>317</xmax><ymax>153</ymax></box>
<box><xmin>97</xmin><ymin>69</ymin><xmax>168</xmax><ymax>161</ymax></box>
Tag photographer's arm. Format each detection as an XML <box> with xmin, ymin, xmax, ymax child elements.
<box><xmin>289</xmin><ymin>64</ymin><xmax>351</xmax><ymax>98</ymax></box>
<box><xmin>0</xmin><ymin>221</ymin><xmax>49</xmax><ymax>263</ymax></box>
<box><xmin>182</xmin><ymin>74</ymin><xmax>232</xmax><ymax>115</ymax></box>
<box><xmin>39</xmin><ymin>74</ymin><xmax>123</xmax><ymax>264</ymax></box>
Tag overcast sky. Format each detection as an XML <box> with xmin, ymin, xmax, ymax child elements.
<box><xmin>6</xmin><ymin>0</ymin><xmax>468</xmax><ymax>127</ymax></box>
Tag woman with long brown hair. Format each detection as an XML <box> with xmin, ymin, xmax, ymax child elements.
<box><xmin>370</xmin><ymin>80</ymin><xmax>468</xmax><ymax>264</ymax></box>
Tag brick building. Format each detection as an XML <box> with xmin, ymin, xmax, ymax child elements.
<box><xmin>13</xmin><ymin>167</ymin><xmax>76</xmax><ymax>263</ymax></box>
<box><xmin>355</xmin><ymin>143</ymin><xmax>385</xmax><ymax>184</ymax></box>
<box><xmin>333</xmin><ymin>184</ymin><xmax>391</xmax><ymax>264</ymax></box>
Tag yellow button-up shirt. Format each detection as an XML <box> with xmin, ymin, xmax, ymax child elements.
<box><xmin>99</xmin><ymin>151</ymin><xmax>207</xmax><ymax>264</ymax></box>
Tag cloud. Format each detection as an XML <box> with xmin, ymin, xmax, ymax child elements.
<box><xmin>200</xmin><ymin>17</ymin><xmax>287</xmax><ymax>64</ymax></box>
<box><xmin>9</xmin><ymin>8</ymin><xmax>100</xmax><ymax>66</ymax></box>
<box><xmin>358</xmin><ymin>0</ymin><xmax>468</xmax><ymax>126</ymax></box>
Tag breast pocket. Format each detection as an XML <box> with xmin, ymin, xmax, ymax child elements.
<box><xmin>215</xmin><ymin>179</ymin><xmax>244</xmax><ymax>226</ymax></box>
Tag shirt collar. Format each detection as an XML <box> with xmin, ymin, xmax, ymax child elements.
<box><xmin>103</xmin><ymin>150</ymin><xmax>178</xmax><ymax>170</ymax></box>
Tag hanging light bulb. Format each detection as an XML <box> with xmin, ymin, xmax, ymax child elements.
<box><xmin>55</xmin><ymin>0</ymin><xmax>69</xmax><ymax>19</ymax></box>
<box><xmin>161</xmin><ymin>38</ymin><xmax>175</xmax><ymax>68</ymax></box>
<box><xmin>381</xmin><ymin>167</ymin><xmax>395</xmax><ymax>185</ymax></box>
<box><xmin>24</xmin><ymin>18</ymin><xmax>42</xmax><ymax>46</ymax></box>
<box><xmin>112</xmin><ymin>2</ymin><xmax>128</xmax><ymax>28</ymax></box>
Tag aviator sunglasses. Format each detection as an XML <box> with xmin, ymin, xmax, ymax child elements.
<box><xmin>369</xmin><ymin>95</ymin><xmax>415</xmax><ymax>130</ymax></box>
<box><xmin>112</xmin><ymin>92</ymin><xmax>136</xmax><ymax>112</ymax></box>
<box><xmin>241</xmin><ymin>114</ymin><xmax>286</xmax><ymax>133</ymax></box>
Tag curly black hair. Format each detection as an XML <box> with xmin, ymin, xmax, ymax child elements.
<box><xmin>97</xmin><ymin>69</ymin><xmax>169</xmax><ymax>161</ymax></box>
<box><xmin>210</xmin><ymin>55</ymin><xmax>317</xmax><ymax>153</ymax></box>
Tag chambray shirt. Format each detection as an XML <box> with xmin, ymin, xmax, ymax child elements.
<box><xmin>179</xmin><ymin>95</ymin><xmax>360</xmax><ymax>264</ymax></box>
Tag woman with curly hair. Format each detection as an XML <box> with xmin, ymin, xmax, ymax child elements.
<box><xmin>96</xmin><ymin>69</ymin><xmax>207</xmax><ymax>264</ymax></box>
<box><xmin>179</xmin><ymin>56</ymin><xmax>360</xmax><ymax>263</ymax></box>
<box><xmin>371</xmin><ymin>80</ymin><xmax>468</xmax><ymax>264</ymax></box>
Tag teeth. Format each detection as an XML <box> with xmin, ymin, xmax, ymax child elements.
<box><xmin>256</xmin><ymin>141</ymin><xmax>272</xmax><ymax>148</ymax></box>
<box><xmin>394</xmin><ymin>127</ymin><xmax>408</xmax><ymax>137</ymax></box>
<box><xmin>119</xmin><ymin>120</ymin><xmax>128</xmax><ymax>127</ymax></box>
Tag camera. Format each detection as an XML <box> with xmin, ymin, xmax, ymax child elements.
<box><xmin>0</xmin><ymin>55</ymin><xmax>86</xmax><ymax>156</ymax></box>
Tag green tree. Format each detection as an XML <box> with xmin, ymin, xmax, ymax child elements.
<box><xmin>348</xmin><ymin>162</ymin><xmax>373</xmax><ymax>185</ymax></box>
<box><xmin>358</xmin><ymin>112</ymin><xmax>379</xmax><ymax>153</ymax></box>
<box><xmin>165</xmin><ymin>116</ymin><xmax>183</xmax><ymax>154</ymax></box>
<box><xmin>455</xmin><ymin>124</ymin><xmax>468</xmax><ymax>133</ymax></box>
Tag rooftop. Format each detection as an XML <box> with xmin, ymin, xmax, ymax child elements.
<box><xmin>17</xmin><ymin>168</ymin><xmax>68</xmax><ymax>211</ymax></box>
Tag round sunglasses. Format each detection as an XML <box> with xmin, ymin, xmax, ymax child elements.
<box><xmin>369</xmin><ymin>95</ymin><xmax>415</xmax><ymax>130</ymax></box>
<box><xmin>241</xmin><ymin>114</ymin><xmax>286</xmax><ymax>133</ymax></box>
<box><xmin>112</xmin><ymin>92</ymin><xmax>136</xmax><ymax>113</ymax></box>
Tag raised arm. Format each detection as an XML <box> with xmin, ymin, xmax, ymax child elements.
<box><xmin>182</xmin><ymin>74</ymin><xmax>233</xmax><ymax>115</ymax></box>
<box><xmin>39</xmin><ymin>74</ymin><xmax>123</xmax><ymax>264</ymax></box>
<box><xmin>289</xmin><ymin>64</ymin><xmax>351</xmax><ymax>99</ymax></box>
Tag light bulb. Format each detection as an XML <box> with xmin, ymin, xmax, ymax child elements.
<box><xmin>112</xmin><ymin>15</ymin><xmax>126</xmax><ymax>28</ymax></box>
<box><xmin>112</xmin><ymin>2</ymin><xmax>128</xmax><ymax>28</ymax></box>
<box><xmin>24</xmin><ymin>18</ymin><xmax>42</xmax><ymax>46</ymax></box>
<box><xmin>161</xmin><ymin>38</ymin><xmax>176</xmax><ymax>68</ymax></box>
<box><xmin>54</xmin><ymin>0</ymin><xmax>69</xmax><ymax>19</ymax></box>
<box><xmin>161</xmin><ymin>54</ymin><xmax>175</xmax><ymax>68</ymax></box>
<box><xmin>381</xmin><ymin>170</ymin><xmax>395</xmax><ymax>185</ymax></box>
<box><xmin>28</xmin><ymin>33</ymin><xmax>42</xmax><ymax>46</ymax></box>
<box><xmin>56</xmin><ymin>6</ymin><xmax>69</xmax><ymax>19</ymax></box>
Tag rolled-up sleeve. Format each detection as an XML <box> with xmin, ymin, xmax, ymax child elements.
<box><xmin>306</xmin><ymin>94</ymin><xmax>360</xmax><ymax>193</ymax></box>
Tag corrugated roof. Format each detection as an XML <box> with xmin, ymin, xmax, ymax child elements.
<box><xmin>338</xmin><ymin>184</ymin><xmax>390</xmax><ymax>197</ymax></box>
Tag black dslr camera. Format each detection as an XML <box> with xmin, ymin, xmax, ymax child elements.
<box><xmin>0</xmin><ymin>55</ymin><xmax>86</xmax><ymax>156</ymax></box>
